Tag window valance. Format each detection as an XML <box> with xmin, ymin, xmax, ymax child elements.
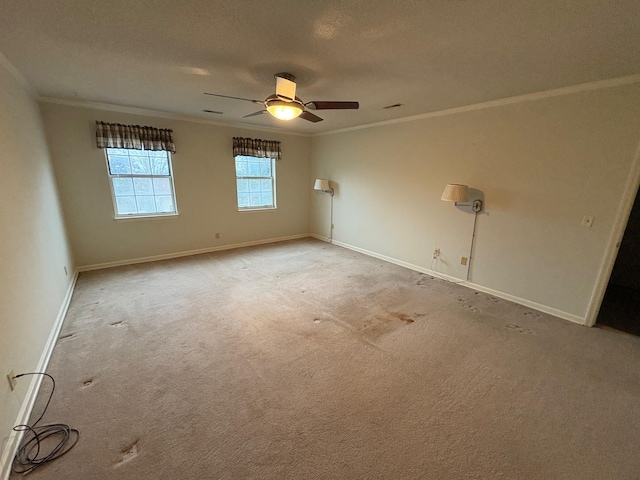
<box><xmin>233</xmin><ymin>137</ymin><xmax>281</xmax><ymax>160</ymax></box>
<box><xmin>96</xmin><ymin>121</ymin><xmax>176</xmax><ymax>153</ymax></box>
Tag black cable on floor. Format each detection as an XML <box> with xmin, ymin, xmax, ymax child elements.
<box><xmin>11</xmin><ymin>372</ymin><xmax>80</xmax><ymax>475</ymax></box>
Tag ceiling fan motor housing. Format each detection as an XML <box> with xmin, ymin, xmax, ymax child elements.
<box><xmin>275</xmin><ymin>73</ymin><xmax>297</xmax><ymax>102</ymax></box>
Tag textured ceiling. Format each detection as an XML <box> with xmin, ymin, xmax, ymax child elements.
<box><xmin>0</xmin><ymin>0</ymin><xmax>639</xmax><ymax>133</ymax></box>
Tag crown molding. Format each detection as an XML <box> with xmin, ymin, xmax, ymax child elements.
<box><xmin>316</xmin><ymin>74</ymin><xmax>640</xmax><ymax>137</ymax></box>
<box><xmin>36</xmin><ymin>73</ymin><xmax>640</xmax><ymax>138</ymax></box>
<box><xmin>37</xmin><ymin>97</ymin><xmax>313</xmax><ymax>137</ymax></box>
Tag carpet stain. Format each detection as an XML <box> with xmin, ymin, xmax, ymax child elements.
<box><xmin>390</xmin><ymin>312</ymin><xmax>417</xmax><ymax>324</ymax></box>
<box><xmin>457</xmin><ymin>296</ymin><xmax>482</xmax><ymax>314</ymax></box>
<box><xmin>466</xmin><ymin>305</ymin><xmax>482</xmax><ymax>314</ymax></box>
<box><xmin>523</xmin><ymin>311</ymin><xmax>542</xmax><ymax>319</ymax></box>
<box><xmin>506</xmin><ymin>324</ymin><xmax>536</xmax><ymax>335</ymax></box>
<box><xmin>313</xmin><ymin>318</ymin><xmax>321</xmax><ymax>323</ymax></box>
<box><xmin>59</xmin><ymin>333</ymin><xmax>75</xmax><ymax>340</ymax></box>
<box><xmin>359</xmin><ymin>311</ymin><xmax>419</xmax><ymax>339</ymax></box>
<box><xmin>117</xmin><ymin>440</ymin><xmax>140</xmax><ymax>466</ymax></box>
<box><xmin>83</xmin><ymin>379</ymin><xmax>93</xmax><ymax>387</ymax></box>
<box><xmin>111</xmin><ymin>321</ymin><xmax>125</xmax><ymax>327</ymax></box>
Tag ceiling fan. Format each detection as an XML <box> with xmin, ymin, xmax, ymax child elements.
<box><xmin>204</xmin><ymin>73</ymin><xmax>359</xmax><ymax>123</ymax></box>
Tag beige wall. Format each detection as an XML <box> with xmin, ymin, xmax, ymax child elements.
<box><xmin>0</xmin><ymin>66</ymin><xmax>73</xmax><ymax>451</ymax></box>
<box><xmin>311</xmin><ymin>83</ymin><xmax>640</xmax><ymax>319</ymax></box>
<box><xmin>39</xmin><ymin>103</ymin><xmax>312</xmax><ymax>267</ymax></box>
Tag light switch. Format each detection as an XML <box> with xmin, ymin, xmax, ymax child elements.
<box><xmin>582</xmin><ymin>215</ymin><xmax>594</xmax><ymax>228</ymax></box>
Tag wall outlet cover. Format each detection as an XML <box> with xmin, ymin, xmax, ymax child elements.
<box><xmin>582</xmin><ymin>215</ymin><xmax>594</xmax><ymax>227</ymax></box>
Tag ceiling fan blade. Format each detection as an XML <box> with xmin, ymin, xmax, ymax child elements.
<box><xmin>299</xmin><ymin>111</ymin><xmax>323</xmax><ymax>123</ymax></box>
<box><xmin>306</xmin><ymin>101</ymin><xmax>359</xmax><ymax>110</ymax></box>
<box><xmin>204</xmin><ymin>92</ymin><xmax>262</xmax><ymax>104</ymax></box>
<box><xmin>243</xmin><ymin>110</ymin><xmax>267</xmax><ymax>118</ymax></box>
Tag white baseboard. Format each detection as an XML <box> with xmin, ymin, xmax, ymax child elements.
<box><xmin>1</xmin><ymin>270</ymin><xmax>79</xmax><ymax>480</ymax></box>
<box><xmin>327</xmin><ymin>238</ymin><xmax>586</xmax><ymax>326</ymax></box>
<box><xmin>78</xmin><ymin>234</ymin><xmax>310</xmax><ymax>272</ymax></box>
<box><xmin>309</xmin><ymin>233</ymin><xmax>330</xmax><ymax>243</ymax></box>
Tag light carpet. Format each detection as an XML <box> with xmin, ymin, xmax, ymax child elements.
<box><xmin>11</xmin><ymin>238</ymin><xmax>640</xmax><ymax>479</ymax></box>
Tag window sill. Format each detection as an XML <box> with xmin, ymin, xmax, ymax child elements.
<box><xmin>238</xmin><ymin>207</ymin><xmax>277</xmax><ymax>213</ymax></box>
<box><xmin>114</xmin><ymin>213</ymin><xmax>179</xmax><ymax>222</ymax></box>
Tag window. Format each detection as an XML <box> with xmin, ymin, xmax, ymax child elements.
<box><xmin>235</xmin><ymin>155</ymin><xmax>276</xmax><ymax>210</ymax></box>
<box><xmin>105</xmin><ymin>147</ymin><xmax>177</xmax><ymax>218</ymax></box>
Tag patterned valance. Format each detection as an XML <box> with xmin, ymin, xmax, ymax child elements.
<box><xmin>233</xmin><ymin>137</ymin><xmax>281</xmax><ymax>160</ymax></box>
<box><xmin>96</xmin><ymin>121</ymin><xmax>176</xmax><ymax>153</ymax></box>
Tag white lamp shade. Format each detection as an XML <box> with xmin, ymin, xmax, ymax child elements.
<box><xmin>441</xmin><ymin>184</ymin><xmax>469</xmax><ymax>202</ymax></box>
<box><xmin>314</xmin><ymin>179</ymin><xmax>330</xmax><ymax>191</ymax></box>
<box><xmin>275</xmin><ymin>76</ymin><xmax>297</xmax><ymax>102</ymax></box>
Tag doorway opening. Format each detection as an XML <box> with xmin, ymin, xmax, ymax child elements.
<box><xmin>596</xmin><ymin>187</ymin><xmax>640</xmax><ymax>335</ymax></box>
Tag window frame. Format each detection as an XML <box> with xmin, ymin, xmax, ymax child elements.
<box><xmin>104</xmin><ymin>147</ymin><xmax>179</xmax><ymax>220</ymax></box>
<box><xmin>234</xmin><ymin>155</ymin><xmax>277</xmax><ymax>212</ymax></box>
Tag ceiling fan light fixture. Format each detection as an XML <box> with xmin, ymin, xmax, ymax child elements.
<box><xmin>266</xmin><ymin>99</ymin><xmax>303</xmax><ymax>120</ymax></box>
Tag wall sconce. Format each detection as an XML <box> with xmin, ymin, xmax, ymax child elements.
<box><xmin>441</xmin><ymin>184</ymin><xmax>482</xmax><ymax>212</ymax></box>
<box><xmin>314</xmin><ymin>178</ymin><xmax>334</xmax><ymax>242</ymax></box>
<box><xmin>441</xmin><ymin>184</ymin><xmax>483</xmax><ymax>281</ymax></box>
<box><xmin>314</xmin><ymin>178</ymin><xmax>334</xmax><ymax>196</ymax></box>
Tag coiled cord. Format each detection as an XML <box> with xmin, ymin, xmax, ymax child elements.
<box><xmin>12</xmin><ymin>373</ymin><xmax>80</xmax><ymax>475</ymax></box>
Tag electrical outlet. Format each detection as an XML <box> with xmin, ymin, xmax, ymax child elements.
<box><xmin>460</xmin><ymin>257</ymin><xmax>468</xmax><ymax>266</ymax></box>
<box><xmin>7</xmin><ymin>368</ymin><xmax>16</xmax><ymax>391</ymax></box>
<box><xmin>581</xmin><ymin>215</ymin><xmax>594</xmax><ymax>228</ymax></box>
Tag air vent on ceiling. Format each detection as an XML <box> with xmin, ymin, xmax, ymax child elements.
<box><xmin>383</xmin><ymin>103</ymin><xmax>404</xmax><ymax>109</ymax></box>
<box><xmin>203</xmin><ymin>109</ymin><xmax>223</xmax><ymax>114</ymax></box>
